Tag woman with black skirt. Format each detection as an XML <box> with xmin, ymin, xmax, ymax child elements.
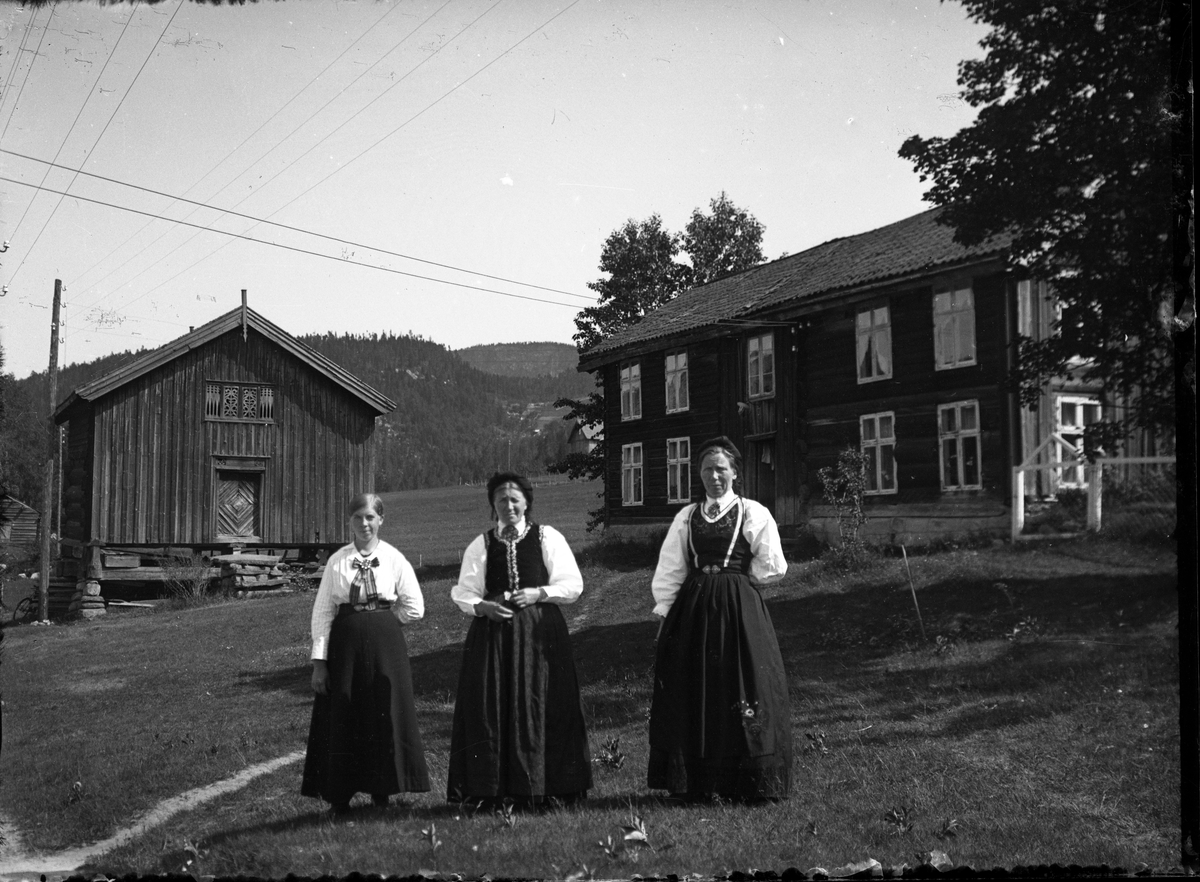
<box><xmin>302</xmin><ymin>493</ymin><xmax>430</xmax><ymax>812</ymax></box>
<box><xmin>647</xmin><ymin>436</ymin><xmax>791</xmax><ymax>802</ymax></box>
<box><xmin>447</xmin><ymin>472</ymin><xmax>592</xmax><ymax>808</ymax></box>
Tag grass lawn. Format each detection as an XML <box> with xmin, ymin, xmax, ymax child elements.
<box><xmin>0</xmin><ymin>534</ymin><xmax>1181</xmax><ymax>877</ymax></box>
<box><xmin>377</xmin><ymin>478</ymin><xmax>601</xmax><ymax>567</ymax></box>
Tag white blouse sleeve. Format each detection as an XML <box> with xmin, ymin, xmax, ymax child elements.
<box><xmin>538</xmin><ymin>525</ymin><xmax>583</xmax><ymax>604</ymax></box>
<box><xmin>310</xmin><ymin>549</ymin><xmax>344</xmax><ymax>661</ymax></box>
<box><xmin>742</xmin><ymin>499</ymin><xmax>788</xmax><ymax>584</ymax></box>
<box><xmin>450</xmin><ymin>534</ymin><xmax>488</xmax><ymax>615</ymax></box>
<box><xmin>388</xmin><ymin>549</ymin><xmax>425</xmax><ymax>624</ymax></box>
<box><xmin>650</xmin><ymin>505</ymin><xmax>695</xmax><ymax>617</ymax></box>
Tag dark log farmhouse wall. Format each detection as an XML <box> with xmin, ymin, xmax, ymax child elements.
<box><xmin>61</xmin><ymin>328</ymin><xmax>377</xmax><ymax>548</ymax></box>
<box><xmin>802</xmin><ymin>268</ymin><xmax>1013</xmax><ymax>507</ymax></box>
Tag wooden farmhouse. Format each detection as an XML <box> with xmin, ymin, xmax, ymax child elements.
<box><xmin>577</xmin><ymin>207</ymin><xmax>1161</xmax><ymax>545</ymax></box>
<box><xmin>52</xmin><ymin>303</ymin><xmax>394</xmax><ymax>608</ymax></box>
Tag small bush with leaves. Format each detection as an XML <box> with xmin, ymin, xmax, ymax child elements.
<box><xmin>160</xmin><ymin>553</ymin><xmax>216</xmax><ymax>605</ymax></box>
<box><xmin>594</xmin><ymin>735</ymin><xmax>626</xmax><ymax>770</ymax></box>
<box><xmin>817</xmin><ymin>446</ymin><xmax>869</xmax><ymax>552</ymax></box>
<box><xmin>1055</xmin><ymin>487</ymin><xmax>1087</xmax><ymax>517</ymax></box>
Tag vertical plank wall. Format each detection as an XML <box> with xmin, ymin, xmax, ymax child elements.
<box><xmin>85</xmin><ymin>328</ymin><xmax>377</xmax><ymax>546</ymax></box>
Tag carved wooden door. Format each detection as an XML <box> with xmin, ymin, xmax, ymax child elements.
<box><xmin>216</xmin><ymin>471</ymin><xmax>261</xmax><ymax>540</ymax></box>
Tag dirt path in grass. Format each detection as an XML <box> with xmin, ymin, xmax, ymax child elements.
<box><xmin>0</xmin><ymin>749</ymin><xmax>305</xmax><ymax>880</ymax></box>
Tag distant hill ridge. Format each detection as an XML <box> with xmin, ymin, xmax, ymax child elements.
<box><xmin>456</xmin><ymin>342</ymin><xmax>580</xmax><ymax>378</ymax></box>
<box><xmin>5</xmin><ymin>334</ymin><xmax>592</xmax><ymax>497</ymax></box>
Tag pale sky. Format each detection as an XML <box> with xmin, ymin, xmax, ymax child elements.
<box><xmin>0</xmin><ymin>0</ymin><xmax>987</xmax><ymax>379</ymax></box>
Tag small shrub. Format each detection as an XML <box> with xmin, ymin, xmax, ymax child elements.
<box><xmin>1055</xmin><ymin>487</ymin><xmax>1087</xmax><ymax>517</ymax></box>
<box><xmin>160</xmin><ymin>553</ymin><xmax>217</xmax><ymax>606</ymax></box>
<box><xmin>817</xmin><ymin>446</ymin><xmax>869</xmax><ymax>554</ymax></box>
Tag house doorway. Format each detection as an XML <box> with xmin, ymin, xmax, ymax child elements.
<box><xmin>216</xmin><ymin>470</ymin><xmax>262</xmax><ymax>541</ymax></box>
<box><xmin>744</xmin><ymin>439</ymin><xmax>776</xmax><ymax>515</ymax></box>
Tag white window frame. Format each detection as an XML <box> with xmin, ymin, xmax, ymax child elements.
<box><xmin>933</xmin><ymin>284</ymin><xmax>977</xmax><ymax>370</ymax></box>
<box><xmin>747</xmin><ymin>333</ymin><xmax>775</xmax><ymax>399</ymax></box>
<box><xmin>620</xmin><ymin>361</ymin><xmax>642</xmax><ymax>421</ymax></box>
<box><xmin>621</xmin><ymin>443</ymin><xmax>644</xmax><ymax>505</ymax></box>
<box><xmin>860</xmin><ymin>411</ymin><xmax>897</xmax><ymax>495</ymax></box>
<box><xmin>665</xmin><ymin>350</ymin><xmax>689</xmax><ymax>413</ymax></box>
<box><xmin>856</xmin><ymin>304</ymin><xmax>893</xmax><ymax>384</ymax></box>
<box><xmin>1055</xmin><ymin>393</ymin><xmax>1102</xmax><ymax>488</ymax></box>
<box><xmin>666</xmin><ymin>437</ymin><xmax>691</xmax><ymax>503</ymax></box>
<box><xmin>937</xmin><ymin>400</ymin><xmax>983</xmax><ymax>491</ymax></box>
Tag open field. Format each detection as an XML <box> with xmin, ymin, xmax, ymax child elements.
<box><xmin>378</xmin><ymin>478</ymin><xmax>602</xmax><ymax>567</ymax></box>
<box><xmin>0</xmin><ymin>535</ymin><xmax>1181</xmax><ymax>877</ymax></box>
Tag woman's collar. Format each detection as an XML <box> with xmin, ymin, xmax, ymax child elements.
<box><xmin>496</xmin><ymin>517</ymin><xmax>528</xmax><ymax>534</ymax></box>
<box><xmin>706</xmin><ymin>492</ymin><xmax>736</xmax><ymax>510</ymax></box>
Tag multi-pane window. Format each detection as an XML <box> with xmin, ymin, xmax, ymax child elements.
<box><xmin>938</xmin><ymin>400</ymin><xmax>982</xmax><ymax>490</ymax></box>
<box><xmin>856</xmin><ymin>305</ymin><xmax>892</xmax><ymax>383</ymax></box>
<box><xmin>205</xmin><ymin>382</ymin><xmax>275</xmax><ymax>422</ymax></box>
<box><xmin>933</xmin><ymin>285</ymin><xmax>977</xmax><ymax>369</ymax></box>
<box><xmin>665</xmin><ymin>351</ymin><xmax>689</xmax><ymax>413</ymax></box>
<box><xmin>667</xmin><ymin>437</ymin><xmax>691</xmax><ymax>502</ymax></box>
<box><xmin>747</xmin><ymin>333</ymin><xmax>775</xmax><ymax>399</ymax></box>
<box><xmin>621</xmin><ymin>443</ymin><xmax>644</xmax><ymax>505</ymax></box>
<box><xmin>860</xmin><ymin>412</ymin><xmax>897</xmax><ymax>495</ymax></box>
<box><xmin>620</xmin><ymin>362</ymin><xmax>642</xmax><ymax>421</ymax></box>
<box><xmin>1056</xmin><ymin>394</ymin><xmax>1102</xmax><ymax>487</ymax></box>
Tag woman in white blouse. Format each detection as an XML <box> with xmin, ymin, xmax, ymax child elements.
<box><xmin>446</xmin><ymin>472</ymin><xmax>592</xmax><ymax>808</ymax></box>
<box><xmin>647</xmin><ymin>436</ymin><xmax>791</xmax><ymax>803</ymax></box>
<box><xmin>301</xmin><ymin>493</ymin><xmax>430</xmax><ymax>812</ymax></box>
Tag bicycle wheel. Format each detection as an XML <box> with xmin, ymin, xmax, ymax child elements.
<box><xmin>12</xmin><ymin>595</ymin><xmax>38</xmax><ymax>624</ymax></box>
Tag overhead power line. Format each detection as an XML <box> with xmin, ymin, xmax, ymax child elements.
<box><xmin>106</xmin><ymin>0</ymin><xmax>586</xmax><ymax>317</ymax></box>
<box><xmin>67</xmin><ymin>0</ymin><xmax>433</xmax><ymax>313</ymax></box>
<box><xmin>0</xmin><ymin>174</ymin><xmax>585</xmax><ymax>310</ymax></box>
<box><xmin>102</xmin><ymin>0</ymin><xmax>508</xmax><ymax>316</ymax></box>
<box><xmin>6</xmin><ymin>1</ymin><xmax>173</xmax><ymax>290</ymax></box>
<box><xmin>2</xmin><ymin>148</ymin><xmax>594</xmax><ymax>302</ymax></box>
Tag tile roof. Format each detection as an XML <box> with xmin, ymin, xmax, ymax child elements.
<box><xmin>578</xmin><ymin>207</ymin><xmax>1010</xmax><ymax>367</ymax></box>
<box><xmin>54</xmin><ymin>306</ymin><xmax>395</xmax><ymax>420</ymax></box>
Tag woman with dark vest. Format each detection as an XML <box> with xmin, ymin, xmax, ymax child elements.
<box><xmin>302</xmin><ymin>493</ymin><xmax>431</xmax><ymax>812</ymax></box>
<box><xmin>447</xmin><ymin>472</ymin><xmax>592</xmax><ymax>808</ymax></box>
<box><xmin>647</xmin><ymin>436</ymin><xmax>791</xmax><ymax>802</ymax></box>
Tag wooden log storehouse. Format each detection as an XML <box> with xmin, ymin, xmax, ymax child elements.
<box><xmin>52</xmin><ymin>301</ymin><xmax>395</xmax><ymax>613</ymax></box>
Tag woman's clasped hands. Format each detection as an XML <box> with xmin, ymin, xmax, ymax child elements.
<box><xmin>476</xmin><ymin>587</ymin><xmax>545</xmax><ymax>620</ymax></box>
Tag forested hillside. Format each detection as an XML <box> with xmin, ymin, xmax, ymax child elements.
<box><xmin>0</xmin><ymin>333</ymin><xmax>592</xmax><ymax>502</ymax></box>
<box><xmin>455</xmin><ymin>342</ymin><xmax>580</xmax><ymax>377</ymax></box>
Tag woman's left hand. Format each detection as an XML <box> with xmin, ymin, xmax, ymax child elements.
<box><xmin>509</xmin><ymin>587</ymin><xmax>545</xmax><ymax>609</ymax></box>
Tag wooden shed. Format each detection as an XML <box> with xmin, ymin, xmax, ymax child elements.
<box><xmin>0</xmin><ymin>496</ymin><xmax>40</xmax><ymax>555</ymax></box>
<box><xmin>53</xmin><ymin>303</ymin><xmax>394</xmax><ymax>596</ymax></box>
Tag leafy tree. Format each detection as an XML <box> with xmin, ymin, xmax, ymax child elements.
<box><xmin>571</xmin><ymin>215</ymin><xmax>689</xmax><ymax>353</ymax></box>
<box><xmin>683</xmin><ymin>191</ymin><xmax>766</xmax><ymax>287</ymax></box>
<box><xmin>898</xmin><ymin>0</ymin><xmax>1177</xmax><ymax>445</ymax></box>
<box><xmin>555</xmin><ymin>194</ymin><xmax>767</xmax><ymax>526</ymax></box>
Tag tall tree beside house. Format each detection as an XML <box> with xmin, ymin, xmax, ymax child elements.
<box><xmin>554</xmin><ymin>194</ymin><xmax>767</xmax><ymax>525</ymax></box>
<box><xmin>682</xmin><ymin>191</ymin><xmax>767</xmax><ymax>287</ymax></box>
<box><xmin>897</xmin><ymin>0</ymin><xmax>1177</xmax><ymax>446</ymax></box>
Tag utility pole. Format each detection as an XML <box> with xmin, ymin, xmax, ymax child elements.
<box><xmin>39</xmin><ymin>279</ymin><xmax>62</xmax><ymax>622</ymax></box>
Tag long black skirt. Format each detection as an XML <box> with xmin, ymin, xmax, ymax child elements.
<box><xmin>302</xmin><ymin>607</ymin><xmax>430</xmax><ymax>804</ymax></box>
<box><xmin>447</xmin><ymin>601</ymin><xmax>592</xmax><ymax>802</ymax></box>
<box><xmin>647</xmin><ymin>571</ymin><xmax>792</xmax><ymax>799</ymax></box>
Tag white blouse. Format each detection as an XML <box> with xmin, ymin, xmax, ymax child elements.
<box><xmin>310</xmin><ymin>541</ymin><xmax>425</xmax><ymax>660</ymax></box>
<box><xmin>451</xmin><ymin>518</ymin><xmax>583</xmax><ymax>615</ymax></box>
<box><xmin>650</xmin><ymin>495</ymin><xmax>787</xmax><ymax>617</ymax></box>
